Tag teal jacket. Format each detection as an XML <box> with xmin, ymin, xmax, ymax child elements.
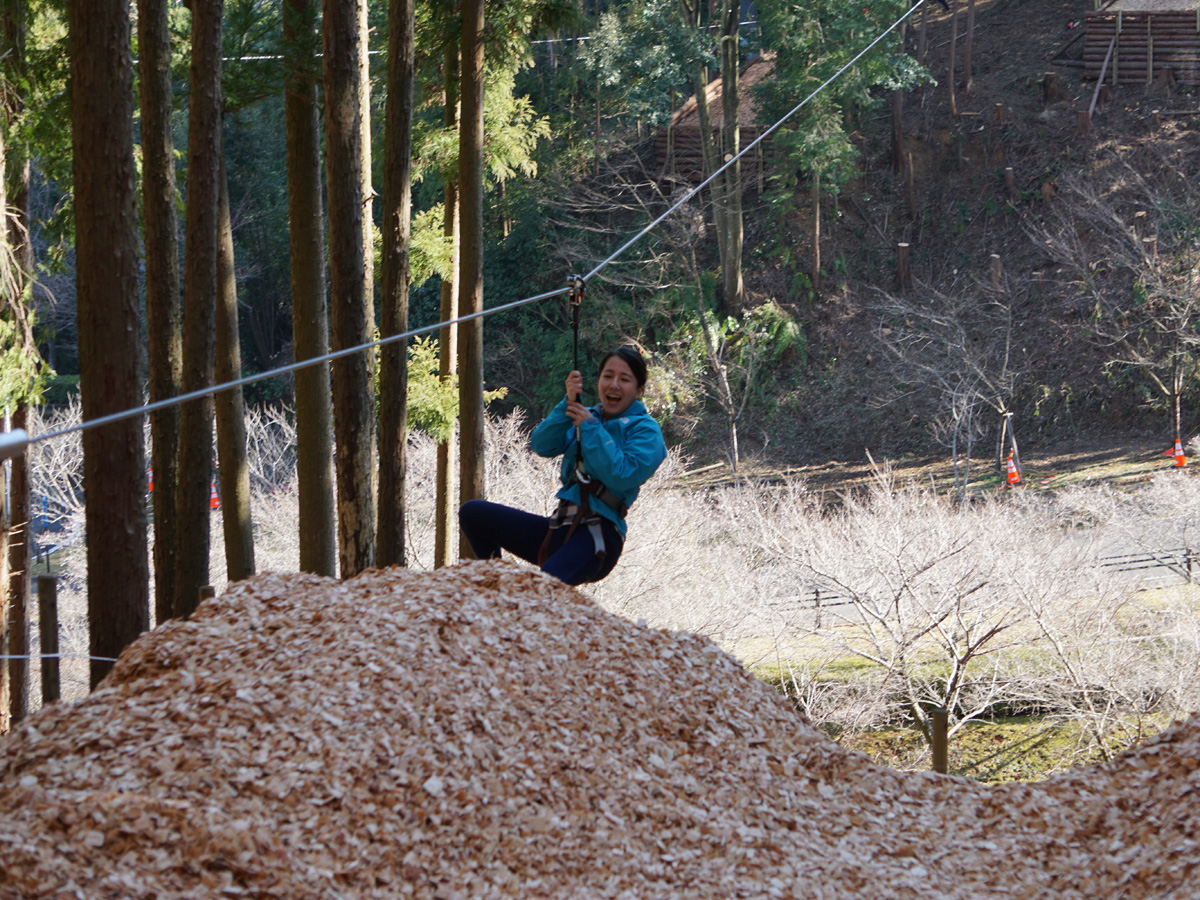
<box><xmin>530</xmin><ymin>398</ymin><xmax>667</xmax><ymax>538</ymax></box>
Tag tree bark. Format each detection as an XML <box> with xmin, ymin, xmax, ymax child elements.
<box><xmin>284</xmin><ymin>0</ymin><xmax>336</xmax><ymax>577</ymax></box>
<box><xmin>215</xmin><ymin>152</ymin><xmax>255</xmax><ymax>583</ymax></box>
<box><xmin>138</xmin><ymin>0</ymin><xmax>183</xmax><ymax>622</ymax></box>
<box><xmin>457</xmin><ymin>0</ymin><xmax>486</xmax><ymax>538</ymax></box>
<box><xmin>5</xmin><ymin>402</ymin><xmax>29</xmax><ymax>723</ymax></box>
<box><xmin>2</xmin><ymin>0</ymin><xmax>32</xmax><ymax>724</ymax></box>
<box><xmin>175</xmin><ymin>0</ymin><xmax>223</xmax><ymax>617</ymax></box>
<box><xmin>324</xmin><ymin>0</ymin><xmax>376</xmax><ymax>576</ymax></box>
<box><xmin>718</xmin><ymin>0</ymin><xmax>744</xmax><ymax>315</ymax></box>
<box><xmin>377</xmin><ymin>0</ymin><xmax>415</xmax><ymax>568</ymax></box>
<box><xmin>68</xmin><ymin>0</ymin><xmax>151</xmax><ymax>687</ymax></box>
<box><xmin>435</xmin><ymin>41</ymin><xmax>460</xmax><ymax>569</ymax></box>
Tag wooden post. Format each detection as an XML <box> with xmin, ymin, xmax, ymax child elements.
<box><xmin>1143</xmin><ymin>235</ymin><xmax>1158</xmax><ymax>261</ymax></box>
<box><xmin>948</xmin><ymin>0</ymin><xmax>960</xmax><ymax>117</ymax></box>
<box><xmin>897</xmin><ymin>242</ymin><xmax>913</xmax><ymax>291</ymax></box>
<box><xmin>931</xmin><ymin>708</ymin><xmax>949</xmax><ymax>774</ymax></box>
<box><xmin>1043</xmin><ymin>71</ymin><xmax>1065</xmax><ymax>103</ymax></box>
<box><xmin>37</xmin><ymin>576</ymin><xmax>59</xmax><ymax>706</ymax></box>
<box><xmin>964</xmin><ymin>0</ymin><xmax>976</xmax><ymax>94</ymax></box>
<box><xmin>1078</xmin><ymin>110</ymin><xmax>1091</xmax><ymax>136</ymax></box>
<box><xmin>1133</xmin><ymin>210</ymin><xmax>1148</xmax><ymax>237</ymax></box>
<box><xmin>995</xmin><ymin>102</ymin><xmax>1005</xmax><ymax>124</ymax></box>
<box><xmin>1005</xmin><ymin>166</ymin><xmax>1017</xmax><ymax>202</ymax></box>
<box><xmin>990</xmin><ymin>253</ymin><xmax>1002</xmax><ymax>289</ymax></box>
<box><xmin>1151</xmin><ymin>109</ymin><xmax>1161</xmax><ymax>128</ymax></box>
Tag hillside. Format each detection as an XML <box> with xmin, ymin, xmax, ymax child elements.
<box><xmin>724</xmin><ymin>0</ymin><xmax>1200</xmax><ymax>466</ymax></box>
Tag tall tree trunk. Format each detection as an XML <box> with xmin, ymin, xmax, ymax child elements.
<box><xmin>377</xmin><ymin>0</ymin><xmax>415</xmax><ymax>568</ymax></box>
<box><xmin>811</xmin><ymin>168</ymin><xmax>821</xmax><ymax>296</ymax></box>
<box><xmin>215</xmin><ymin>152</ymin><xmax>255</xmax><ymax>582</ymax></box>
<box><xmin>175</xmin><ymin>0</ymin><xmax>223</xmax><ymax>617</ymax></box>
<box><xmin>138</xmin><ymin>0</ymin><xmax>183</xmax><ymax>622</ymax></box>
<box><xmin>457</xmin><ymin>0</ymin><xmax>485</xmax><ymax>542</ymax></box>
<box><xmin>680</xmin><ymin>0</ymin><xmax>727</xmax><ymax>301</ymax></box>
<box><xmin>5</xmin><ymin>404</ymin><xmax>28</xmax><ymax>722</ymax></box>
<box><xmin>693</xmin><ymin>65</ymin><xmax>728</xmax><ymax>298</ymax></box>
<box><xmin>68</xmin><ymin>0</ymin><xmax>151</xmax><ymax>687</ymax></box>
<box><xmin>324</xmin><ymin>0</ymin><xmax>376</xmax><ymax>576</ymax></box>
<box><xmin>435</xmin><ymin>54</ymin><xmax>460</xmax><ymax>570</ymax></box>
<box><xmin>718</xmin><ymin>0</ymin><xmax>744</xmax><ymax>315</ymax></box>
<box><xmin>2</xmin><ymin>0</ymin><xmax>32</xmax><ymax>724</ymax></box>
<box><xmin>284</xmin><ymin>0</ymin><xmax>336</xmax><ymax>576</ymax></box>
<box><xmin>359</xmin><ymin>0</ymin><xmax>375</xmax><ymax>346</ymax></box>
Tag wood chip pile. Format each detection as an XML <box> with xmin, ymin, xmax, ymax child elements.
<box><xmin>2</xmin><ymin>562</ymin><xmax>1198</xmax><ymax>899</ymax></box>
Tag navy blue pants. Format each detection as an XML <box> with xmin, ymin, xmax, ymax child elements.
<box><xmin>459</xmin><ymin>499</ymin><xmax>622</xmax><ymax>586</ymax></box>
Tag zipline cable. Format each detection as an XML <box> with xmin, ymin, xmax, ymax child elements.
<box><xmin>6</xmin><ymin>284</ymin><xmax>571</xmax><ymax>456</ymax></box>
<box><xmin>1</xmin><ymin>0</ymin><xmax>924</xmax><ymax>460</ymax></box>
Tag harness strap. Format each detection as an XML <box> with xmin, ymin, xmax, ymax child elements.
<box><xmin>537</xmin><ymin>498</ymin><xmax>610</xmax><ymax>566</ymax></box>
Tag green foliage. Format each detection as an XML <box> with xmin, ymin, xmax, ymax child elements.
<box><xmin>406</xmin><ymin>336</ymin><xmax>458</xmax><ymax>442</ymax></box>
<box><xmin>0</xmin><ymin>312</ymin><xmax>49</xmax><ymax>408</ymax></box>
<box><xmin>755</xmin><ymin>0</ymin><xmax>928</xmax><ymax>196</ymax></box>
<box><xmin>578</xmin><ymin>0</ymin><xmax>710</xmax><ymax>129</ymax></box>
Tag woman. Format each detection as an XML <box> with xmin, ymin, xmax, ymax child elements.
<box><xmin>459</xmin><ymin>346</ymin><xmax>667</xmax><ymax>586</ymax></box>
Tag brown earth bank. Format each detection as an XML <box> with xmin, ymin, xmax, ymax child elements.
<box><xmin>2</xmin><ymin>563</ymin><xmax>1198</xmax><ymax>899</ymax></box>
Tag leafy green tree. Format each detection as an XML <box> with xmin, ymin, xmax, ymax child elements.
<box><xmin>755</xmin><ymin>0</ymin><xmax>925</xmax><ymax>294</ymax></box>
<box><xmin>578</xmin><ymin>0</ymin><xmax>705</xmax><ymax>130</ymax></box>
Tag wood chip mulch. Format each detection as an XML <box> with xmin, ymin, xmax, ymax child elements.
<box><xmin>1</xmin><ymin>560</ymin><xmax>1198</xmax><ymax>898</ymax></box>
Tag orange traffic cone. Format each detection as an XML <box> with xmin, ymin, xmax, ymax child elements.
<box><xmin>210</xmin><ymin>481</ymin><xmax>221</xmax><ymax>509</ymax></box>
<box><xmin>1006</xmin><ymin>453</ymin><xmax>1021</xmax><ymax>485</ymax></box>
<box><xmin>1171</xmin><ymin>440</ymin><xmax>1187</xmax><ymax>468</ymax></box>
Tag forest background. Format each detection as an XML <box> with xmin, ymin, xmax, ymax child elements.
<box><xmin>3</xmin><ymin>0</ymin><xmax>1200</xmax><ymax>778</ymax></box>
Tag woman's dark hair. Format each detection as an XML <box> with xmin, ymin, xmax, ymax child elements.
<box><xmin>598</xmin><ymin>346</ymin><xmax>648</xmax><ymax>389</ymax></box>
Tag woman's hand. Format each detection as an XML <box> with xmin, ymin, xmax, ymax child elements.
<box><xmin>564</xmin><ymin>370</ymin><xmax>593</xmax><ymax>425</ymax></box>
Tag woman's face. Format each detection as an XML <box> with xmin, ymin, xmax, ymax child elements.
<box><xmin>597</xmin><ymin>355</ymin><xmax>642</xmax><ymax>418</ymax></box>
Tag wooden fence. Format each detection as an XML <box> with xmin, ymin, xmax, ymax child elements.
<box><xmin>1083</xmin><ymin>9</ymin><xmax>1200</xmax><ymax>85</ymax></box>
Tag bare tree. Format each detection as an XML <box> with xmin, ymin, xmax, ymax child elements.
<box><xmin>874</xmin><ymin>271</ymin><xmax>1031</xmax><ymax>496</ymax></box>
<box><xmin>1036</xmin><ymin>163</ymin><xmax>1200</xmax><ymax>449</ymax></box>
<box><xmin>68</xmin><ymin>0</ymin><xmax>151</xmax><ymax>686</ymax></box>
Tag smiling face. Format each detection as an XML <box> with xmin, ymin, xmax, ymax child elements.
<box><xmin>596</xmin><ymin>355</ymin><xmax>643</xmax><ymax>418</ymax></box>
